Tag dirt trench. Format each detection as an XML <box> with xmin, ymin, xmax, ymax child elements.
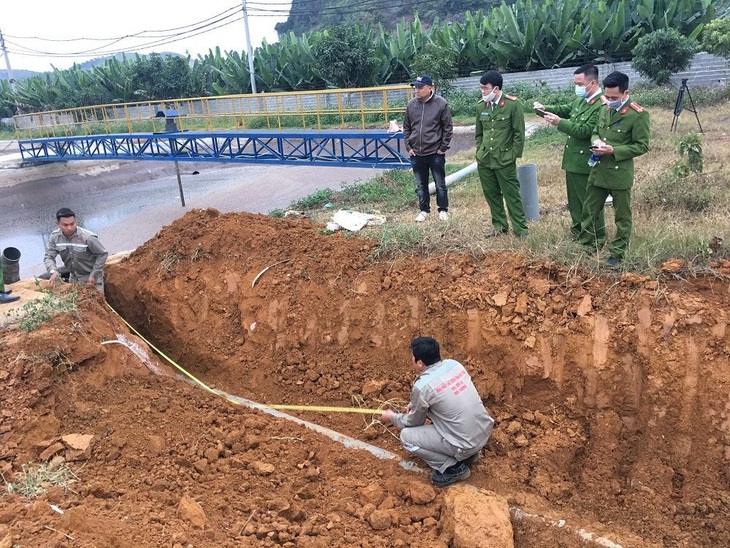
<box><xmin>104</xmin><ymin>209</ymin><xmax>730</xmax><ymax>545</ymax></box>
<box><xmin>2</xmin><ymin>208</ymin><xmax>729</xmax><ymax>547</ymax></box>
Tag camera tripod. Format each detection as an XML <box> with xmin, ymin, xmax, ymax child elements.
<box><xmin>671</xmin><ymin>78</ymin><xmax>703</xmax><ymax>133</ymax></box>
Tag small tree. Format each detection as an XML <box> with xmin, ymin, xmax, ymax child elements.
<box><xmin>408</xmin><ymin>43</ymin><xmax>459</xmax><ymax>97</ymax></box>
<box><xmin>312</xmin><ymin>26</ymin><xmax>380</xmax><ymax>89</ymax></box>
<box><xmin>676</xmin><ymin>131</ymin><xmax>704</xmax><ymax>175</ymax></box>
<box><xmin>632</xmin><ymin>29</ymin><xmax>697</xmax><ymax>85</ymax></box>
<box><xmin>701</xmin><ymin>18</ymin><xmax>730</xmax><ymax>59</ymax></box>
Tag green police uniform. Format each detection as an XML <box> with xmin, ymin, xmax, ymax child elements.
<box><xmin>544</xmin><ymin>91</ymin><xmax>604</xmax><ymax>237</ymax></box>
<box><xmin>578</xmin><ymin>98</ymin><xmax>650</xmax><ymax>260</ymax></box>
<box><xmin>475</xmin><ymin>93</ymin><xmax>528</xmax><ymax>236</ymax></box>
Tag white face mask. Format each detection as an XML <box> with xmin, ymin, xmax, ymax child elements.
<box><xmin>482</xmin><ymin>90</ymin><xmax>496</xmax><ymax>103</ymax></box>
<box><xmin>575</xmin><ymin>85</ymin><xmax>587</xmax><ymax>98</ymax></box>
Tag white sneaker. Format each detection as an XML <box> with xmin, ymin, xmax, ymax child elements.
<box><xmin>415</xmin><ymin>211</ymin><xmax>429</xmax><ymax>222</ymax></box>
<box><xmin>439</xmin><ymin>211</ymin><xmax>449</xmax><ymax>221</ymax></box>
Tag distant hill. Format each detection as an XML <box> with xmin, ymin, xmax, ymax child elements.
<box><xmin>0</xmin><ymin>69</ymin><xmax>42</xmax><ymax>82</ymax></box>
<box><xmin>1</xmin><ymin>51</ymin><xmax>185</xmax><ymax>80</ymax></box>
<box><xmin>275</xmin><ymin>0</ymin><xmax>505</xmax><ymax>35</ymax></box>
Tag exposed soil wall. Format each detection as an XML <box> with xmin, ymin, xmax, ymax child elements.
<box><xmin>105</xmin><ymin>209</ymin><xmax>730</xmax><ymax>546</ymax></box>
<box><xmin>1</xmin><ymin>209</ymin><xmax>728</xmax><ymax>546</ymax></box>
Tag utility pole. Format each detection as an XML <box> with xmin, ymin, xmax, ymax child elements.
<box><xmin>0</xmin><ymin>29</ymin><xmax>16</xmax><ymax>90</ymax></box>
<box><xmin>241</xmin><ymin>0</ymin><xmax>257</xmax><ymax>94</ymax></box>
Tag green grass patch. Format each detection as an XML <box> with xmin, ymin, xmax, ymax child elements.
<box><xmin>17</xmin><ymin>289</ymin><xmax>79</xmax><ymax>332</ymax></box>
<box><xmin>291</xmin><ymin>188</ymin><xmax>335</xmax><ymax>210</ymax></box>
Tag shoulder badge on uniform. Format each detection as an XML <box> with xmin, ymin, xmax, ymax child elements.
<box><xmin>630</xmin><ymin>102</ymin><xmax>645</xmax><ymax>113</ymax></box>
<box><xmin>504</xmin><ymin>94</ymin><xmax>517</xmax><ymax>101</ymax></box>
<box><xmin>589</xmin><ymin>97</ymin><xmax>598</xmax><ymax>106</ymax></box>
<box><xmin>620</xmin><ymin>105</ymin><xmax>629</xmax><ymax>115</ymax></box>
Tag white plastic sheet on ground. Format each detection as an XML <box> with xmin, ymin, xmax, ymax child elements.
<box><xmin>327</xmin><ymin>209</ymin><xmax>386</xmax><ymax>232</ymax></box>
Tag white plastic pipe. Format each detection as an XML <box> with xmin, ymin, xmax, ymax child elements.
<box><xmin>428</xmin><ymin>162</ymin><xmax>478</xmax><ymax>194</ymax></box>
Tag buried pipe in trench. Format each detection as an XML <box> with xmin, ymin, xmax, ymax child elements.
<box><xmin>106</xmin><ymin>313</ymin><xmax>627</xmax><ymax>547</ymax></box>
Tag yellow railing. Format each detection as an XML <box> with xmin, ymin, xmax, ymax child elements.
<box><xmin>12</xmin><ymin>85</ymin><xmax>414</xmax><ymax>140</ymax></box>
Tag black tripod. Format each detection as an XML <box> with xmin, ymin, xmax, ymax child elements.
<box><xmin>671</xmin><ymin>78</ymin><xmax>703</xmax><ymax>133</ymax></box>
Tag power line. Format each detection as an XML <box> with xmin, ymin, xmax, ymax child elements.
<box><xmin>4</xmin><ymin>12</ymin><xmax>244</xmax><ymax>59</ymax></box>
<box><xmin>4</xmin><ymin>0</ymin><xmax>431</xmax><ymax>63</ymax></box>
<box><xmin>3</xmin><ymin>5</ymin><xmax>242</xmax><ymax>42</ymax></box>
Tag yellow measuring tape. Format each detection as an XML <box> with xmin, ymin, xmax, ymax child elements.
<box><xmin>106</xmin><ymin>303</ymin><xmax>383</xmax><ymax>415</ymax></box>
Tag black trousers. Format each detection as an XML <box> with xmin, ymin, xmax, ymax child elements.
<box><xmin>411</xmin><ymin>153</ymin><xmax>448</xmax><ymax>213</ymax></box>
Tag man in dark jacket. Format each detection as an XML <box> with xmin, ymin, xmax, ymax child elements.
<box><xmin>402</xmin><ymin>75</ymin><xmax>454</xmax><ymax>222</ymax></box>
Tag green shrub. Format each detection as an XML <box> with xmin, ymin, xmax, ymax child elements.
<box><xmin>677</xmin><ymin>131</ymin><xmax>704</xmax><ymax>174</ymax></box>
<box><xmin>631</xmin><ymin>82</ymin><xmax>730</xmax><ymax>108</ymax></box>
<box><xmin>632</xmin><ymin>29</ymin><xmax>697</xmax><ymax>85</ymax></box>
<box><xmin>639</xmin><ymin>171</ymin><xmax>715</xmax><ymax>212</ymax></box>
<box><xmin>409</xmin><ymin>43</ymin><xmax>459</xmax><ymax>97</ymax></box>
<box><xmin>18</xmin><ymin>290</ymin><xmax>78</xmax><ymax>332</ymax></box>
<box><xmin>447</xmin><ymin>89</ymin><xmax>481</xmax><ymax>119</ymax></box>
<box><xmin>291</xmin><ymin>188</ymin><xmax>334</xmax><ymax>210</ymax></box>
<box><xmin>701</xmin><ymin>18</ymin><xmax>730</xmax><ymax>59</ymax></box>
<box><xmin>508</xmin><ymin>82</ymin><xmax>573</xmax><ymax>110</ymax></box>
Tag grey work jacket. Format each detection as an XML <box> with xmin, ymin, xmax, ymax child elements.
<box><xmin>391</xmin><ymin>359</ymin><xmax>494</xmax><ymax>451</ymax></box>
<box><xmin>44</xmin><ymin>226</ymin><xmax>108</xmax><ymax>281</ymax></box>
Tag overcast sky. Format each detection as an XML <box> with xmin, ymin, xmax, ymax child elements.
<box><xmin>1</xmin><ymin>0</ymin><xmax>291</xmax><ymax>73</ymax></box>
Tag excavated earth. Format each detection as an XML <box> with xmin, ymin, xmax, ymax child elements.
<box><xmin>1</xmin><ymin>208</ymin><xmax>729</xmax><ymax>547</ymax></box>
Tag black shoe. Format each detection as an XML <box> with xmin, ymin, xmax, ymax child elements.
<box><xmin>430</xmin><ymin>462</ymin><xmax>471</xmax><ymax>487</ymax></box>
<box><xmin>0</xmin><ymin>293</ymin><xmax>20</xmax><ymax>304</ymax></box>
<box><xmin>0</xmin><ymin>289</ymin><xmax>11</xmax><ymax>295</ymax></box>
<box><xmin>486</xmin><ymin>230</ymin><xmax>508</xmax><ymax>238</ymax></box>
<box><xmin>461</xmin><ymin>452</ymin><xmax>481</xmax><ymax>467</ymax></box>
<box><xmin>607</xmin><ymin>256</ymin><xmax>621</xmax><ymax>267</ymax></box>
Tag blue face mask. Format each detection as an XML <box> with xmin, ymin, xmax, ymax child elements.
<box><xmin>575</xmin><ymin>85</ymin><xmax>587</xmax><ymax>98</ymax></box>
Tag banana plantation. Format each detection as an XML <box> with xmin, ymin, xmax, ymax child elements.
<box><xmin>0</xmin><ymin>0</ymin><xmax>720</xmax><ymax>116</ymax></box>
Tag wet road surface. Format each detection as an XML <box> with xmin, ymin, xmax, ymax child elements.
<box><xmin>0</xmin><ymin>159</ymin><xmax>382</xmax><ymax>279</ymax></box>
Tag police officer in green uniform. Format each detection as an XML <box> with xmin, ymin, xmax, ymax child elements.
<box><xmin>534</xmin><ymin>64</ymin><xmax>604</xmax><ymax>239</ymax></box>
<box><xmin>578</xmin><ymin>71</ymin><xmax>650</xmax><ymax>265</ymax></box>
<box><xmin>475</xmin><ymin>70</ymin><xmax>528</xmax><ymax>237</ymax></box>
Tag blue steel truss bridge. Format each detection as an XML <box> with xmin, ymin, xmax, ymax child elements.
<box><xmin>18</xmin><ymin>128</ymin><xmax>410</xmax><ymax>170</ymax></box>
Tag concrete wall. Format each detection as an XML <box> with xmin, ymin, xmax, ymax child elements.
<box><xmin>452</xmin><ymin>52</ymin><xmax>729</xmax><ymax>92</ymax></box>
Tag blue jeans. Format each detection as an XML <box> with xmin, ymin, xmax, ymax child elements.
<box><xmin>411</xmin><ymin>153</ymin><xmax>448</xmax><ymax>213</ymax></box>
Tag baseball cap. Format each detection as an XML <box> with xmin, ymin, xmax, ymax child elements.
<box><xmin>411</xmin><ymin>75</ymin><xmax>433</xmax><ymax>87</ymax></box>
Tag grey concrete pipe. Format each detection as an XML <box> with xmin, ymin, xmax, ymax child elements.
<box><xmin>518</xmin><ymin>163</ymin><xmax>540</xmax><ymax>221</ymax></box>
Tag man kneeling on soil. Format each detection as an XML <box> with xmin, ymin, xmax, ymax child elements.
<box><xmin>381</xmin><ymin>337</ymin><xmax>494</xmax><ymax>487</ymax></box>
<box><xmin>43</xmin><ymin>208</ymin><xmax>108</xmax><ymax>294</ymax></box>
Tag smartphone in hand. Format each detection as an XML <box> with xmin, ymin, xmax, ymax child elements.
<box><xmin>534</xmin><ymin>108</ymin><xmax>546</xmax><ymax>118</ymax></box>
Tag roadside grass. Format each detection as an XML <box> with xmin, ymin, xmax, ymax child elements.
<box><xmin>16</xmin><ymin>288</ymin><xmax>79</xmax><ymax>332</ymax></box>
<box><xmin>273</xmin><ymin>100</ymin><xmax>729</xmax><ymax>277</ymax></box>
<box><xmin>2</xmin><ymin>461</ymin><xmax>77</xmax><ymax>498</ymax></box>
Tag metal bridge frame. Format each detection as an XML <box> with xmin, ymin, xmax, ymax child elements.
<box><xmin>18</xmin><ymin>129</ymin><xmax>411</xmax><ymax>170</ymax></box>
